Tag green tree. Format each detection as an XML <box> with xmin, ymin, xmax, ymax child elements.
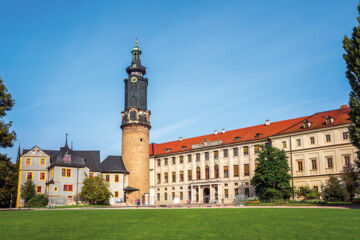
<box><xmin>79</xmin><ymin>175</ymin><xmax>112</xmax><ymax>205</ymax></box>
<box><xmin>340</xmin><ymin>164</ymin><xmax>360</xmax><ymax>202</ymax></box>
<box><xmin>321</xmin><ymin>176</ymin><xmax>348</xmax><ymax>202</ymax></box>
<box><xmin>296</xmin><ymin>185</ymin><xmax>319</xmax><ymax>200</ymax></box>
<box><xmin>0</xmin><ymin>77</ymin><xmax>17</xmax><ymax>207</ymax></box>
<box><xmin>27</xmin><ymin>194</ymin><xmax>48</xmax><ymax>208</ymax></box>
<box><xmin>250</xmin><ymin>145</ymin><xmax>292</xmax><ymax>201</ymax></box>
<box><xmin>343</xmin><ymin>3</ymin><xmax>360</xmax><ymax>168</ymax></box>
<box><xmin>20</xmin><ymin>180</ymin><xmax>36</xmax><ymax>205</ymax></box>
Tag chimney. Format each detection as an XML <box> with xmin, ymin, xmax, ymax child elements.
<box><xmin>265</xmin><ymin>120</ymin><xmax>270</xmax><ymax>126</ymax></box>
<box><xmin>178</xmin><ymin>137</ymin><xmax>182</xmax><ymax>142</ymax></box>
<box><xmin>214</xmin><ymin>130</ymin><xmax>218</xmax><ymax>135</ymax></box>
<box><xmin>222</xmin><ymin>128</ymin><xmax>225</xmax><ymax>134</ymax></box>
<box><xmin>341</xmin><ymin>104</ymin><xmax>349</xmax><ymax>109</ymax></box>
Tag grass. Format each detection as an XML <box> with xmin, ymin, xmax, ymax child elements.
<box><xmin>1</xmin><ymin>208</ymin><xmax>359</xmax><ymax>240</ymax></box>
<box><xmin>245</xmin><ymin>200</ymin><xmax>357</xmax><ymax>206</ymax></box>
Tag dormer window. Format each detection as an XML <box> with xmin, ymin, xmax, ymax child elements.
<box><xmin>255</xmin><ymin>133</ymin><xmax>262</xmax><ymax>138</ymax></box>
<box><xmin>303</xmin><ymin>120</ymin><xmax>311</xmax><ymax>128</ymax></box>
<box><xmin>234</xmin><ymin>137</ymin><xmax>240</xmax><ymax>141</ymax></box>
<box><xmin>165</xmin><ymin>148</ymin><xmax>171</xmax><ymax>153</ymax></box>
<box><xmin>325</xmin><ymin>116</ymin><xmax>334</xmax><ymax>125</ymax></box>
<box><xmin>181</xmin><ymin>146</ymin><xmax>187</xmax><ymax>150</ymax></box>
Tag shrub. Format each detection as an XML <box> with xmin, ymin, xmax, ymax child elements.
<box><xmin>322</xmin><ymin>176</ymin><xmax>348</xmax><ymax>202</ymax></box>
<box><xmin>296</xmin><ymin>185</ymin><xmax>319</xmax><ymax>200</ymax></box>
<box><xmin>80</xmin><ymin>175</ymin><xmax>112</xmax><ymax>205</ymax></box>
<box><xmin>27</xmin><ymin>194</ymin><xmax>48</xmax><ymax>208</ymax></box>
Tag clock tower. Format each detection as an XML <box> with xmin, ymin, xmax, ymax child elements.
<box><xmin>121</xmin><ymin>40</ymin><xmax>151</xmax><ymax>205</ymax></box>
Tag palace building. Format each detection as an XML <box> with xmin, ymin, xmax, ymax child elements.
<box><xmin>17</xmin><ymin>42</ymin><xmax>357</xmax><ymax>207</ymax></box>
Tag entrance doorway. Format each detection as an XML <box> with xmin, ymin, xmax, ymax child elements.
<box><xmin>203</xmin><ymin>188</ymin><xmax>210</xmax><ymax>203</ymax></box>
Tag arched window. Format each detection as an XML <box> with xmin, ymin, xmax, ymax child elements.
<box><xmin>196</xmin><ymin>166</ymin><xmax>200</xmax><ymax>180</ymax></box>
<box><xmin>214</xmin><ymin>164</ymin><xmax>219</xmax><ymax>178</ymax></box>
<box><xmin>205</xmin><ymin>165</ymin><xmax>210</xmax><ymax>179</ymax></box>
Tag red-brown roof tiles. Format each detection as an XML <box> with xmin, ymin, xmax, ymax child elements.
<box><xmin>149</xmin><ymin>106</ymin><xmax>351</xmax><ymax>157</ymax></box>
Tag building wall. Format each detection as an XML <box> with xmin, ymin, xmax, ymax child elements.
<box><xmin>102</xmin><ymin>173</ymin><xmax>126</xmax><ymax>205</ymax></box>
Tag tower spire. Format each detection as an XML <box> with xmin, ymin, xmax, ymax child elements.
<box><xmin>135</xmin><ymin>36</ymin><xmax>138</xmax><ymax>46</ymax></box>
<box><xmin>65</xmin><ymin>133</ymin><xmax>69</xmax><ymax>148</ymax></box>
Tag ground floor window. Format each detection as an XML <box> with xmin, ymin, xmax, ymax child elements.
<box><xmin>180</xmin><ymin>192</ymin><xmax>183</xmax><ymax>200</ymax></box>
<box><xmin>115</xmin><ymin>191</ymin><xmax>119</xmax><ymax>198</ymax></box>
<box><xmin>224</xmin><ymin>189</ymin><xmax>229</xmax><ymax>198</ymax></box>
<box><xmin>67</xmin><ymin>196</ymin><xmax>72</xmax><ymax>204</ymax></box>
<box><xmin>157</xmin><ymin>193</ymin><xmax>160</xmax><ymax>201</ymax></box>
<box><xmin>165</xmin><ymin>193</ymin><xmax>167</xmax><ymax>201</ymax></box>
<box><xmin>245</xmin><ymin>188</ymin><xmax>249</xmax><ymax>197</ymax></box>
<box><xmin>36</xmin><ymin>186</ymin><xmax>42</xmax><ymax>193</ymax></box>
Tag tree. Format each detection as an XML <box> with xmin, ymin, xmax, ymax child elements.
<box><xmin>79</xmin><ymin>175</ymin><xmax>112</xmax><ymax>205</ymax></box>
<box><xmin>0</xmin><ymin>77</ymin><xmax>17</xmax><ymax>207</ymax></box>
<box><xmin>296</xmin><ymin>185</ymin><xmax>319</xmax><ymax>200</ymax></box>
<box><xmin>20</xmin><ymin>180</ymin><xmax>36</xmax><ymax>205</ymax></box>
<box><xmin>343</xmin><ymin>3</ymin><xmax>360</xmax><ymax>168</ymax></box>
<box><xmin>340</xmin><ymin>164</ymin><xmax>360</xmax><ymax>202</ymax></box>
<box><xmin>321</xmin><ymin>176</ymin><xmax>348</xmax><ymax>202</ymax></box>
<box><xmin>27</xmin><ymin>194</ymin><xmax>48</xmax><ymax>208</ymax></box>
<box><xmin>250</xmin><ymin>145</ymin><xmax>292</xmax><ymax>201</ymax></box>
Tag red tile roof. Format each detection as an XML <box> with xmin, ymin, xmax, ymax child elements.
<box><xmin>149</xmin><ymin>106</ymin><xmax>351</xmax><ymax>156</ymax></box>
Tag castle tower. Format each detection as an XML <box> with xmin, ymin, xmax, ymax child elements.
<box><xmin>121</xmin><ymin>40</ymin><xmax>151</xmax><ymax>204</ymax></box>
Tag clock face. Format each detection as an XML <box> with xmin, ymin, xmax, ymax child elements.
<box><xmin>133</xmin><ymin>64</ymin><xmax>137</xmax><ymax>68</ymax></box>
<box><xmin>131</xmin><ymin>76</ymin><xmax>137</xmax><ymax>83</ymax></box>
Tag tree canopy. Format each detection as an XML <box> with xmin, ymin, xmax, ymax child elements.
<box><xmin>20</xmin><ymin>180</ymin><xmax>36</xmax><ymax>205</ymax></box>
<box><xmin>79</xmin><ymin>175</ymin><xmax>112</xmax><ymax>205</ymax></box>
<box><xmin>250</xmin><ymin>145</ymin><xmax>292</xmax><ymax>201</ymax></box>
<box><xmin>343</xmin><ymin>3</ymin><xmax>360</xmax><ymax>167</ymax></box>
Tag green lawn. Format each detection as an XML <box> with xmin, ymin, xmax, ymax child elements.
<box><xmin>1</xmin><ymin>208</ymin><xmax>359</xmax><ymax>240</ymax></box>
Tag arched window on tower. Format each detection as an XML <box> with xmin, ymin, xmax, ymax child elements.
<box><xmin>196</xmin><ymin>167</ymin><xmax>200</xmax><ymax>180</ymax></box>
<box><xmin>205</xmin><ymin>165</ymin><xmax>209</xmax><ymax>179</ymax></box>
<box><xmin>214</xmin><ymin>164</ymin><xmax>219</xmax><ymax>178</ymax></box>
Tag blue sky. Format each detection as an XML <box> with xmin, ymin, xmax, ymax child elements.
<box><xmin>1</xmin><ymin>0</ymin><xmax>358</xmax><ymax>162</ymax></box>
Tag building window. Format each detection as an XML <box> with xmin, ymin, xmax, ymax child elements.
<box><xmin>344</xmin><ymin>155</ymin><xmax>351</xmax><ymax>166</ymax></box>
<box><xmin>282</xmin><ymin>141</ymin><xmax>287</xmax><ymax>148</ymax></box>
<box><xmin>343</xmin><ymin>132</ymin><xmax>349</xmax><ymax>140</ymax></box>
<box><xmin>298</xmin><ymin>161</ymin><xmax>303</xmax><ymax>171</ymax></box>
<box><xmin>296</xmin><ymin>139</ymin><xmax>301</xmax><ymax>146</ymax></box>
<box><xmin>327</xmin><ymin>157</ymin><xmax>333</xmax><ymax>168</ymax></box>
<box><xmin>326</xmin><ymin>134</ymin><xmax>331</xmax><ymax>142</ymax></box>
<box><xmin>63</xmin><ymin>184</ymin><xmax>73</xmax><ymax>192</ymax></box>
<box><xmin>170</xmin><ymin>192</ymin><xmax>174</xmax><ymax>200</ymax></box>
<box><xmin>311</xmin><ymin>159</ymin><xmax>317</xmax><ymax>170</ymax></box>
<box><xmin>205</xmin><ymin>166</ymin><xmax>210</xmax><ymax>179</ymax></box>
<box><xmin>106</xmin><ymin>175</ymin><xmax>110</xmax><ymax>182</ymax></box>
<box><xmin>36</xmin><ymin>186</ymin><xmax>42</xmax><ymax>193</ymax></box>
<box><xmin>62</xmin><ymin>168</ymin><xmax>72</xmax><ymax>177</ymax></box>
<box><xmin>180</xmin><ymin>156</ymin><xmax>184</xmax><ymax>164</ymax></box>
<box><xmin>223</xmin><ymin>149</ymin><xmax>228</xmax><ymax>158</ymax></box>
<box><xmin>233</xmin><ymin>165</ymin><xmax>239</xmax><ymax>177</ymax></box>
<box><xmin>54</xmin><ymin>187</ymin><xmax>58</xmax><ymax>192</ymax></box>
<box><xmin>180</xmin><ymin>192</ymin><xmax>183</xmax><ymax>200</ymax></box>
<box><xmin>157</xmin><ymin>193</ymin><xmax>160</xmax><ymax>201</ymax></box>
<box><xmin>180</xmin><ymin>171</ymin><xmax>184</xmax><ymax>182</ymax></box>
<box><xmin>224</xmin><ymin>166</ymin><xmax>229</xmax><ymax>178</ymax></box>
<box><xmin>89</xmin><ymin>172</ymin><xmax>94</xmax><ymax>178</ymax></box>
<box><xmin>188</xmin><ymin>170</ymin><xmax>192</xmax><ymax>181</ymax></box>
<box><xmin>244</xmin><ymin>164</ymin><xmax>249</xmax><ymax>176</ymax></box>
<box><xmin>254</xmin><ymin>145</ymin><xmax>260</xmax><ymax>154</ymax></box>
<box><xmin>157</xmin><ymin>159</ymin><xmax>161</xmax><ymax>166</ymax></box>
<box><xmin>205</xmin><ymin>152</ymin><xmax>209</xmax><ymax>160</ymax></box>
<box><xmin>188</xmin><ymin>154</ymin><xmax>192</xmax><ymax>163</ymax></box>
<box><xmin>40</xmin><ymin>158</ymin><xmax>46</xmax><ymax>165</ymax></box>
<box><xmin>39</xmin><ymin>172</ymin><xmax>45</xmax><ymax>180</ymax></box>
<box><xmin>157</xmin><ymin>174</ymin><xmax>161</xmax><ymax>184</ymax></box>
<box><xmin>172</xmin><ymin>157</ymin><xmax>176</xmax><ymax>165</ymax></box>
<box><xmin>25</xmin><ymin>158</ymin><xmax>31</xmax><ymax>165</ymax></box>
<box><xmin>233</xmin><ymin>147</ymin><xmax>239</xmax><ymax>156</ymax></box>
<box><xmin>130</xmin><ymin>110</ymin><xmax>137</xmax><ymax>121</ymax></box>
<box><xmin>172</xmin><ymin>172</ymin><xmax>176</xmax><ymax>182</ymax></box>
<box><xmin>115</xmin><ymin>175</ymin><xmax>119</xmax><ymax>182</ymax></box>
<box><xmin>235</xmin><ymin>188</ymin><xmax>239</xmax><ymax>196</ymax></box>
<box><xmin>164</xmin><ymin>173</ymin><xmax>168</xmax><ymax>183</ymax></box>
<box><xmin>245</xmin><ymin>188</ymin><xmax>250</xmax><ymax>197</ymax></box>
<box><xmin>115</xmin><ymin>191</ymin><xmax>119</xmax><ymax>198</ymax></box>
<box><xmin>212</xmin><ymin>151</ymin><xmax>218</xmax><ymax>159</ymax></box>
<box><xmin>27</xmin><ymin>172</ymin><xmax>33</xmax><ymax>180</ymax></box>
<box><xmin>165</xmin><ymin>193</ymin><xmax>168</xmax><ymax>201</ymax></box>
<box><xmin>224</xmin><ymin>189</ymin><xmax>229</xmax><ymax>198</ymax></box>
<box><xmin>243</xmin><ymin>147</ymin><xmax>248</xmax><ymax>156</ymax></box>
<box><xmin>196</xmin><ymin>167</ymin><xmax>200</xmax><ymax>180</ymax></box>
<box><xmin>310</xmin><ymin>137</ymin><xmax>315</xmax><ymax>144</ymax></box>
<box><xmin>196</xmin><ymin>153</ymin><xmax>200</xmax><ymax>161</ymax></box>
<box><xmin>214</xmin><ymin>164</ymin><xmax>219</xmax><ymax>178</ymax></box>
<box><xmin>67</xmin><ymin>196</ymin><xmax>72</xmax><ymax>204</ymax></box>
<box><xmin>313</xmin><ymin>186</ymin><xmax>319</xmax><ymax>193</ymax></box>
<box><xmin>164</xmin><ymin>158</ymin><xmax>168</xmax><ymax>165</ymax></box>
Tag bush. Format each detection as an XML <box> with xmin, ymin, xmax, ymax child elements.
<box><xmin>20</xmin><ymin>180</ymin><xmax>36</xmax><ymax>205</ymax></box>
<box><xmin>262</xmin><ymin>188</ymin><xmax>284</xmax><ymax>201</ymax></box>
<box><xmin>322</xmin><ymin>176</ymin><xmax>348</xmax><ymax>202</ymax></box>
<box><xmin>80</xmin><ymin>175</ymin><xmax>112</xmax><ymax>205</ymax></box>
<box><xmin>296</xmin><ymin>186</ymin><xmax>319</xmax><ymax>200</ymax></box>
<box><xmin>27</xmin><ymin>194</ymin><xmax>48</xmax><ymax>208</ymax></box>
